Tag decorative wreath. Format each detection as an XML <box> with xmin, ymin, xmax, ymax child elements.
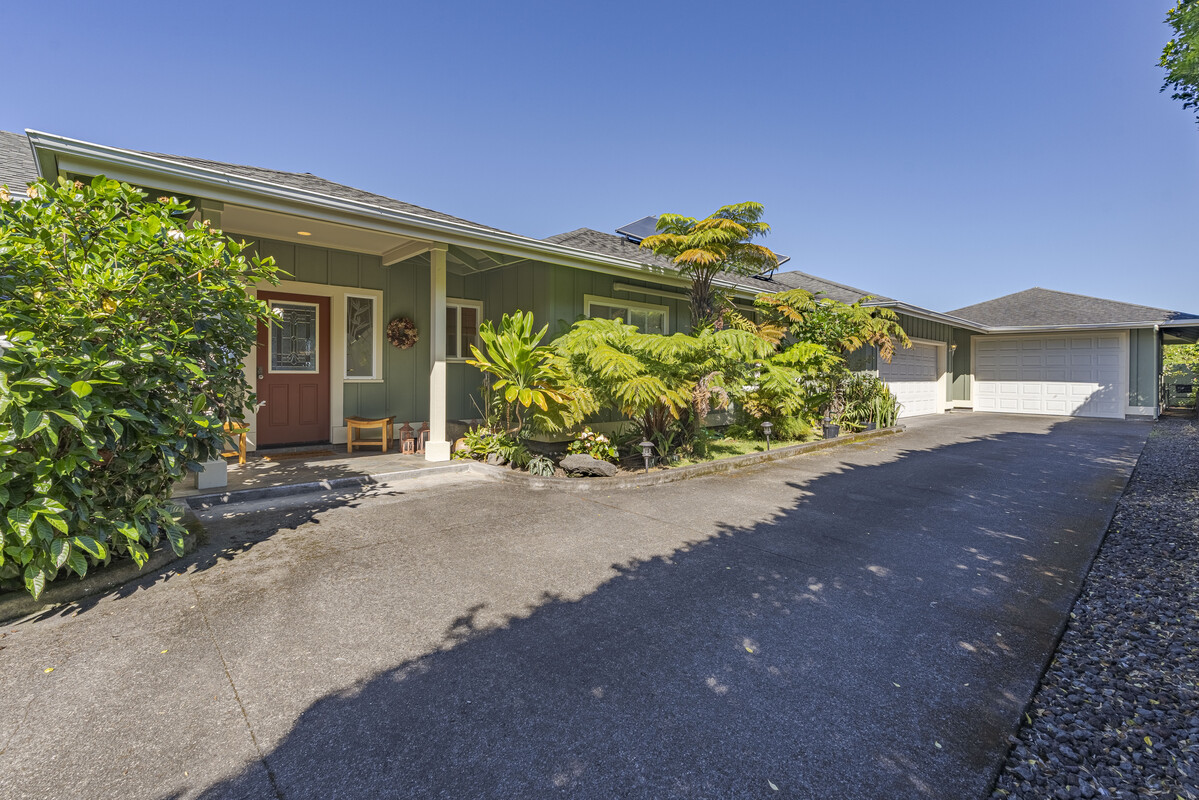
<box><xmin>387</xmin><ymin>316</ymin><xmax>419</xmax><ymax>350</ymax></box>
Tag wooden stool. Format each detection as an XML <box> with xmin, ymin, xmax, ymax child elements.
<box><xmin>222</xmin><ymin>421</ymin><xmax>249</xmax><ymax>465</ymax></box>
<box><xmin>345</xmin><ymin>416</ymin><xmax>395</xmax><ymax>453</ymax></box>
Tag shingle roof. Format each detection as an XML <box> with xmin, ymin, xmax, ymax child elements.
<box><xmin>769</xmin><ymin>270</ymin><xmax>892</xmax><ymax>304</ymax></box>
<box><xmin>948</xmin><ymin>287</ymin><xmax>1199</xmax><ymax>328</ymax></box>
<box><xmin>543</xmin><ymin>227</ymin><xmax>885</xmax><ymax>301</ymax></box>
<box><xmin>138</xmin><ymin>150</ymin><xmax>516</xmax><ymax>235</ymax></box>
<box><xmin>0</xmin><ymin>131</ymin><xmax>38</xmax><ymax>190</ymax></box>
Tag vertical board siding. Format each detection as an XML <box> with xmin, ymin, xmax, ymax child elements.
<box><xmin>951</xmin><ymin>329</ymin><xmax>973</xmax><ymax>402</ymax></box>
<box><xmin>1128</xmin><ymin>328</ymin><xmax>1158</xmax><ymax>407</ymax></box>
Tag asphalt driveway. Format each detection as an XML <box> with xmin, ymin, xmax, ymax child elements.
<box><xmin>0</xmin><ymin>414</ymin><xmax>1151</xmax><ymax>799</ymax></box>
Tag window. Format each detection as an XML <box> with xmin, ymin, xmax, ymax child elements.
<box><xmin>584</xmin><ymin>294</ymin><xmax>668</xmax><ymax>334</ymax></box>
<box><xmin>447</xmin><ymin>299</ymin><xmax>483</xmax><ymax>360</ymax></box>
<box><xmin>269</xmin><ymin>301</ymin><xmax>319</xmax><ymax>372</ymax></box>
<box><xmin>345</xmin><ymin>294</ymin><xmax>378</xmax><ymax>379</ymax></box>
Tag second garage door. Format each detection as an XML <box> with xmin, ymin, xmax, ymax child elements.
<box><xmin>879</xmin><ymin>342</ymin><xmax>941</xmax><ymax>418</ymax></box>
<box><xmin>974</xmin><ymin>334</ymin><xmax>1126</xmax><ymax>419</ymax></box>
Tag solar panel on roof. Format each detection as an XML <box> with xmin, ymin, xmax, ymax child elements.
<box><xmin>615</xmin><ymin>216</ymin><xmax>660</xmax><ymax>242</ymax></box>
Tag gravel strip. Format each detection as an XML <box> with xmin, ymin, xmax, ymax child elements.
<box><xmin>990</xmin><ymin>415</ymin><xmax>1199</xmax><ymax>800</ymax></box>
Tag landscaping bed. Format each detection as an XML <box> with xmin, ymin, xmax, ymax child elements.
<box><xmin>989</xmin><ymin>415</ymin><xmax>1199</xmax><ymax>800</ymax></box>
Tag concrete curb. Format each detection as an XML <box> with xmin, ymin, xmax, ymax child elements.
<box><xmin>0</xmin><ymin>507</ymin><xmax>205</xmax><ymax>625</ymax></box>
<box><xmin>480</xmin><ymin>426</ymin><xmax>905</xmax><ymax>491</ymax></box>
<box><xmin>181</xmin><ymin>461</ymin><xmax>479</xmax><ymax>509</ymax></box>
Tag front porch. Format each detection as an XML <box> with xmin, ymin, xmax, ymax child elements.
<box><xmin>175</xmin><ymin>447</ymin><xmax>480</xmax><ymax>505</ymax></box>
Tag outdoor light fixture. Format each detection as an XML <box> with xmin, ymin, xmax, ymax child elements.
<box><xmin>296</xmin><ymin>231</ymin><xmax>312</xmax><ymax>236</ymax></box>
<box><xmin>639</xmin><ymin>440</ymin><xmax>654</xmax><ymax>473</ymax></box>
<box><xmin>762</xmin><ymin>420</ymin><xmax>773</xmax><ymax>450</ymax></box>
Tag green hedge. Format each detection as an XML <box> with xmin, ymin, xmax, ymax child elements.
<box><xmin>0</xmin><ymin>177</ymin><xmax>278</xmax><ymax>597</ymax></box>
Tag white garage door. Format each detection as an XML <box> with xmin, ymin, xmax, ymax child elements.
<box><xmin>974</xmin><ymin>334</ymin><xmax>1126</xmax><ymax>419</ymax></box>
<box><xmin>879</xmin><ymin>342</ymin><xmax>941</xmax><ymax>418</ymax></box>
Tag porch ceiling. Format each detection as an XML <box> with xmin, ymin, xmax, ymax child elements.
<box><xmin>1164</xmin><ymin>327</ymin><xmax>1199</xmax><ymax>344</ymax></box>
<box><xmin>221</xmin><ymin>204</ymin><xmax>420</xmax><ymax>257</ymax></box>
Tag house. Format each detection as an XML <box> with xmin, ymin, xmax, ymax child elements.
<box><xmin>2</xmin><ymin>129</ymin><xmax>1196</xmax><ymax>469</ymax></box>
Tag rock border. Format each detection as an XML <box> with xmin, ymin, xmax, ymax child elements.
<box><xmin>478</xmin><ymin>425</ymin><xmax>904</xmax><ymax>491</ymax></box>
<box><xmin>0</xmin><ymin>509</ymin><xmax>204</xmax><ymax>625</ymax></box>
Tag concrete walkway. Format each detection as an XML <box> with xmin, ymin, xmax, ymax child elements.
<box><xmin>0</xmin><ymin>414</ymin><xmax>1151</xmax><ymax>799</ymax></box>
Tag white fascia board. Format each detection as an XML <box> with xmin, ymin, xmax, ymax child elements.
<box><xmin>26</xmin><ymin>130</ymin><xmax>731</xmax><ymax>293</ymax></box>
<box><xmin>983</xmin><ymin>322</ymin><xmax>1161</xmax><ymax>333</ymax></box>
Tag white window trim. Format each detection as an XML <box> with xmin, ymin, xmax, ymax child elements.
<box><xmin>447</xmin><ymin>298</ymin><xmax>484</xmax><ymax>362</ymax></box>
<box><xmin>583</xmin><ymin>294</ymin><xmax>670</xmax><ymax>333</ymax></box>
<box><xmin>267</xmin><ymin>300</ymin><xmax>321</xmax><ymax>375</ymax></box>
<box><xmin>344</xmin><ymin>292</ymin><xmax>382</xmax><ymax>381</ymax></box>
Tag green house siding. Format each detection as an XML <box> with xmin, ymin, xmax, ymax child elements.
<box><xmin>240</xmin><ymin>236</ymin><xmax>701</xmax><ymax>424</ymax></box>
<box><xmin>1128</xmin><ymin>327</ymin><xmax>1160</xmax><ymax>409</ymax></box>
<box><xmin>950</xmin><ymin>330</ymin><xmax>973</xmax><ymax>402</ymax></box>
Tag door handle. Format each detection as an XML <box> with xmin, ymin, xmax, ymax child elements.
<box><xmin>257</xmin><ymin>366</ymin><xmax>264</xmax><ymax>380</ymax></box>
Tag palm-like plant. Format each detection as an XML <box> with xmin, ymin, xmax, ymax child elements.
<box><xmin>754</xmin><ymin>289</ymin><xmax>911</xmax><ymax>361</ymax></box>
<box><xmin>553</xmin><ymin>317</ymin><xmax>777</xmax><ymax>453</ymax></box>
<box><xmin>467</xmin><ymin>310</ymin><xmax>589</xmax><ymax>435</ymax></box>
<box><xmin>640</xmin><ymin>202</ymin><xmax>780</xmax><ymax>329</ymax></box>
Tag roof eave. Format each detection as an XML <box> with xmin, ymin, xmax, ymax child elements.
<box><xmin>25</xmin><ymin>130</ymin><xmax>754</xmax><ymax>294</ymax></box>
<box><xmin>863</xmin><ymin>301</ymin><xmax>989</xmax><ymax>333</ymax></box>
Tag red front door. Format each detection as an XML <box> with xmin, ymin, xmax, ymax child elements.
<box><xmin>256</xmin><ymin>291</ymin><xmax>331</xmax><ymax>447</ymax></box>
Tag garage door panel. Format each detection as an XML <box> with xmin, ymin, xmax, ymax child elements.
<box><xmin>974</xmin><ymin>334</ymin><xmax>1126</xmax><ymax>419</ymax></box>
<box><xmin>879</xmin><ymin>342</ymin><xmax>941</xmax><ymax>418</ymax></box>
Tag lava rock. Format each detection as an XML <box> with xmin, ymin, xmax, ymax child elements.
<box><xmin>560</xmin><ymin>454</ymin><xmax>618</xmax><ymax>477</ymax></box>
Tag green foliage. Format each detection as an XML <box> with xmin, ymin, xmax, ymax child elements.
<box><xmin>836</xmin><ymin>374</ymin><xmax>900</xmax><ymax>430</ymax></box>
<box><xmin>640</xmin><ymin>202</ymin><xmax>779</xmax><ymax>329</ymax></box>
<box><xmin>452</xmin><ymin>426</ymin><xmax>531</xmax><ymax>468</ymax></box>
<box><xmin>467</xmin><ymin>310</ymin><xmax>588</xmax><ymax>435</ymax></box>
<box><xmin>0</xmin><ymin>177</ymin><xmax>278</xmax><ymax>597</ymax></box>
<box><xmin>755</xmin><ymin>289</ymin><xmax>911</xmax><ymax>361</ymax></box>
<box><xmin>553</xmin><ymin>317</ymin><xmax>775</xmax><ymax>455</ymax></box>
<box><xmin>1164</xmin><ymin>342</ymin><xmax>1199</xmax><ymax>369</ymax></box>
<box><xmin>753</xmin><ymin>288</ymin><xmax>910</xmax><ymax>422</ymax></box>
<box><xmin>1162</xmin><ymin>1</ymin><xmax>1199</xmax><ymax>124</ymax></box>
<box><xmin>526</xmin><ymin>454</ymin><xmax>555</xmax><ymax>477</ymax></box>
<box><xmin>566</xmin><ymin>426</ymin><xmax>618</xmax><ymax>462</ymax></box>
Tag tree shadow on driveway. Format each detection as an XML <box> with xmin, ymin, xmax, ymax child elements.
<box><xmin>184</xmin><ymin>420</ymin><xmax>1146</xmax><ymax>800</ymax></box>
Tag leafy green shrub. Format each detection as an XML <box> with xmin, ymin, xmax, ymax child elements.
<box><xmin>837</xmin><ymin>374</ymin><xmax>899</xmax><ymax>430</ymax></box>
<box><xmin>526</xmin><ymin>454</ymin><xmax>555</xmax><ymax>477</ymax></box>
<box><xmin>0</xmin><ymin>177</ymin><xmax>277</xmax><ymax>597</ymax></box>
<box><xmin>452</xmin><ymin>425</ymin><xmax>530</xmax><ymax>467</ymax></box>
<box><xmin>466</xmin><ymin>310</ymin><xmax>589</xmax><ymax>435</ymax></box>
<box><xmin>566</xmin><ymin>427</ymin><xmax>617</xmax><ymax>462</ymax></box>
<box><xmin>553</xmin><ymin>317</ymin><xmax>774</xmax><ymax>455</ymax></box>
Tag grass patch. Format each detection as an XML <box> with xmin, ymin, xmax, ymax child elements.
<box><xmin>672</xmin><ymin>437</ymin><xmax>771</xmax><ymax>467</ymax></box>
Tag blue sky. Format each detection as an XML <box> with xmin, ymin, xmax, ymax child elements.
<box><xmin>4</xmin><ymin>1</ymin><xmax>1196</xmax><ymax>313</ymax></box>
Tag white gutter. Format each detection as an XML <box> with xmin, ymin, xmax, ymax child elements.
<box><xmin>984</xmin><ymin>321</ymin><xmax>1182</xmax><ymax>333</ymax></box>
<box><xmin>26</xmin><ymin>130</ymin><xmax>761</xmax><ymax>299</ymax></box>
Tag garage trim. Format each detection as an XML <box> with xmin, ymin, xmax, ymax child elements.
<box><xmin>879</xmin><ymin>337</ymin><xmax>950</xmax><ymax>417</ymax></box>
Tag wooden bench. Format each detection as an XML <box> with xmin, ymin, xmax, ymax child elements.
<box><xmin>345</xmin><ymin>416</ymin><xmax>395</xmax><ymax>453</ymax></box>
<box><xmin>222</xmin><ymin>421</ymin><xmax>249</xmax><ymax>465</ymax></box>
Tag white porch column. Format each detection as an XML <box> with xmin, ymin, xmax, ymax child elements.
<box><xmin>426</xmin><ymin>243</ymin><xmax>452</xmax><ymax>461</ymax></box>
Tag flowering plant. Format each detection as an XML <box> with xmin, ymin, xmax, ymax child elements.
<box><xmin>567</xmin><ymin>427</ymin><xmax>617</xmax><ymax>462</ymax></box>
<box><xmin>386</xmin><ymin>316</ymin><xmax>419</xmax><ymax>349</ymax></box>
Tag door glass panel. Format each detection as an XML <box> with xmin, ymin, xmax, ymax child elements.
<box><xmin>345</xmin><ymin>296</ymin><xmax>374</xmax><ymax>378</ymax></box>
<box><xmin>270</xmin><ymin>302</ymin><xmax>318</xmax><ymax>372</ymax></box>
